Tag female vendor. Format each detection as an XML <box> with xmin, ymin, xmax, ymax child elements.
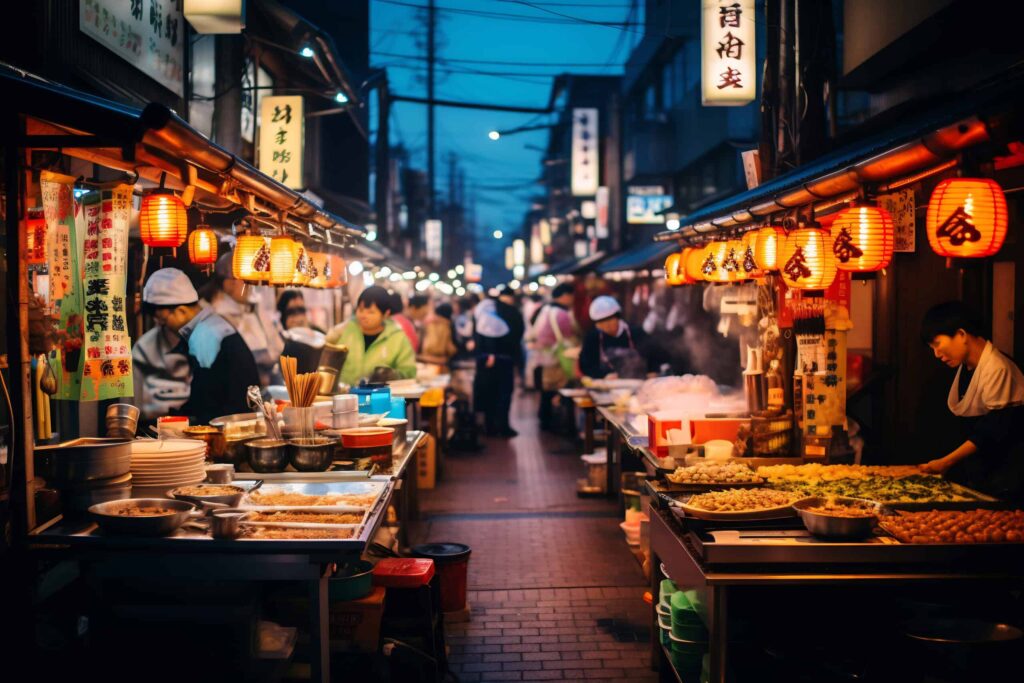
<box><xmin>919</xmin><ymin>301</ymin><xmax>1024</xmax><ymax>502</ymax></box>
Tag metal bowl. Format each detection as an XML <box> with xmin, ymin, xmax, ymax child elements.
<box><xmin>106</xmin><ymin>403</ymin><xmax>140</xmax><ymax>421</ymax></box>
<box><xmin>169</xmin><ymin>483</ymin><xmax>246</xmax><ymax>507</ymax></box>
<box><xmin>288</xmin><ymin>437</ymin><xmax>337</xmax><ymax>472</ymax></box>
<box><xmin>219</xmin><ymin>436</ymin><xmax>254</xmax><ymax>465</ymax></box>
<box><xmin>246</xmin><ymin>439</ymin><xmax>289</xmax><ymax>473</ymax></box>
<box><xmin>36</xmin><ymin>438</ymin><xmax>133</xmax><ymax>483</ymax></box>
<box><xmin>182</xmin><ymin>426</ymin><xmax>228</xmax><ymax>461</ymax></box>
<box><xmin>378</xmin><ymin>418</ymin><xmax>408</xmax><ymax>456</ymax></box>
<box><xmin>210</xmin><ymin>508</ymin><xmax>250</xmax><ymax>539</ymax></box>
<box><xmin>793</xmin><ymin>496</ymin><xmax>881</xmax><ymax>540</ymax></box>
<box><xmin>89</xmin><ymin>498</ymin><xmax>201</xmax><ymax>536</ymax></box>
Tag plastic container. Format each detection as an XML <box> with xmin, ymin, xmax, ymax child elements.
<box><xmin>351</xmin><ymin>384</ymin><xmax>390</xmax><ymax>414</ymax></box>
<box><xmin>671</xmin><ymin>591</ymin><xmax>703</xmax><ymax>626</ymax></box>
<box><xmin>656</xmin><ymin>603</ymin><xmax>672</xmax><ymax>629</ymax></box>
<box><xmin>333</xmin><ymin>395</ymin><xmax>359</xmax><ymax>413</ymax></box>
<box><xmin>372</xmin><ymin>558</ymin><xmax>436</xmax><ymax>589</ymax></box>
<box><xmin>702</xmin><ymin>439</ymin><xmax>734</xmax><ymax>461</ymax></box>
<box><xmin>388</xmin><ymin>396</ymin><xmax>406</xmax><ymax>420</ymax></box>
<box><xmin>412</xmin><ymin>542</ymin><xmax>471</xmax><ymax>612</ymax></box>
<box><xmin>659</xmin><ymin>579</ymin><xmax>678</xmax><ymax>605</ymax></box>
<box><xmin>619</xmin><ymin>520</ymin><xmax>640</xmax><ymax>546</ymax></box>
<box><xmin>669</xmin><ymin>631</ymin><xmax>707</xmax><ymax>675</ymax></box>
<box><xmin>369</xmin><ymin>388</ymin><xmax>392</xmax><ymax>415</ymax></box>
<box><xmin>329</xmin><ymin>560</ymin><xmax>375</xmax><ymax>601</ymax></box>
<box><xmin>331</xmin><ymin>410</ymin><xmax>358</xmax><ymax>430</ymax></box>
<box><xmin>659</xmin><ymin>620</ymin><xmax>672</xmax><ymax>647</ymax></box>
<box><xmin>157</xmin><ymin>415</ymin><xmax>189</xmax><ymax>439</ymax></box>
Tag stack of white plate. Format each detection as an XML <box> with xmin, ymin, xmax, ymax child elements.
<box><xmin>130</xmin><ymin>439</ymin><xmax>207</xmax><ymax>490</ymax></box>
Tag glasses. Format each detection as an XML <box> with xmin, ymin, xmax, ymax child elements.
<box><xmin>286</xmin><ymin>306</ymin><xmax>306</xmax><ymax>316</ymax></box>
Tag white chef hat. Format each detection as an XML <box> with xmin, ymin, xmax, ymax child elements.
<box><xmin>474</xmin><ymin>299</ymin><xmax>510</xmax><ymax>338</ymax></box>
<box><xmin>588</xmin><ymin>295</ymin><xmax>621</xmax><ymax>322</ymax></box>
<box><xmin>143</xmin><ymin>268</ymin><xmax>199</xmax><ymax>307</ymax></box>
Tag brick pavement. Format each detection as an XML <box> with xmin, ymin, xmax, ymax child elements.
<box><xmin>411</xmin><ymin>391</ymin><xmax>657</xmax><ymax>682</ymax></box>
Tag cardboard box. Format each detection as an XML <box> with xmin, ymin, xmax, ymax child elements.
<box><xmin>329</xmin><ymin>585</ymin><xmax>386</xmax><ymax>653</ymax></box>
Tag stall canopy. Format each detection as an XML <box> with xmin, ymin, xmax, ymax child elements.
<box><xmin>533</xmin><ymin>251</ymin><xmax>607</xmax><ymax>280</ymax></box>
<box><xmin>1</xmin><ymin>64</ymin><xmax>365</xmax><ymax>244</ymax></box>
<box><xmin>597</xmin><ymin>241</ymin><xmax>677</xmax><ymax>274</ymax></box>
<box><xmin>654</xmin><ymin>77</ymin><xmax>1024</xmax><ymax>243</ymax></box>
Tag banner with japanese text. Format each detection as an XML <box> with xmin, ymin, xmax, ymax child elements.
<box><xmin>79</xmin><ymin>186</ymin><xmax>134</xmax><ymax>401</ymax></box>
<box><xmin>701</xmin><ymin>0</ymin><xmax>756</xmax><ymax>106</ymax></box>
<box><xmin>40</xmin><ymin>171</ymin><xmax>85</xmax><ymax>401</ymax></box>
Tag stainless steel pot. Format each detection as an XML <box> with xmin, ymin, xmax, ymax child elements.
<box><xmin>288</xmin><ymin>437</ymin><xmax>337</xmax><ymax>472</ymax></box>
<box><xmin>89</xmin><ymin>498</ymin><xmax>204</xmax><ymax>536</ymax></box>
<box><xmin>246</xmin><ymin>439</ymin><xmax>289</xmax><ymax>473</ymax></box>
<box><xmin>169</xmin><ymin>483</ymin><xmax>247</xmax><ymax>507</ymax></box>
<box><xmin>36</xmin><ymin>438</ymin><xmax>133</xmax><ymax>483</ymax></box>
<box><xmin>378</xmin><ymin>418</ymin><xmax>408</xmax><ymax>456</ymax></box>
<box><xmin>793</xmin><ymin>496</ymin><xmax>881</xmax><ymax>540</ymax></box>
<box><xmin>210</xmin><ymin>508</ymin><xmax>250</xmax><ymax>539</ymax></box>
<box><xmin>61</xmin><ymin>473</ymin><xmax>133</xmax><ymax>513</ymax></box>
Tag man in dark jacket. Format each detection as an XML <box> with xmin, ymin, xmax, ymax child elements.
<box><xmin>142</xmin><ymin>268</ymin><xmax>260</xmax><ymax>425</ymax></box>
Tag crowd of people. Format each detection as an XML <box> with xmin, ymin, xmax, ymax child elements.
<box><xmin>130</xmin><ymin>246</ymin><xmax>667</xmax><ymax>437</ymax></box>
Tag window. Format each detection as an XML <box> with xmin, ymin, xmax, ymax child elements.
<box><xmin>644</xmin><ymin>83</ymin><xmax>657</xmax><ymax>121</ymax></box>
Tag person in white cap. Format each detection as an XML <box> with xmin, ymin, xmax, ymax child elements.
<box><xmin>142</xmin><ymin>267</ymin><xmax>260</xmax><ymax>424</ymax></box>
<box><xmin>579</xmin><ymin>295</ymin><xmax>654</xmax><ymax>380</ymax></box>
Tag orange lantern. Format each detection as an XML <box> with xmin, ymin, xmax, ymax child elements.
<box><xmin>187</xmin><ymin>226</ymin><xmax>218</xmax><ymax>267</ymax></box>
<box><xmin>779</xmin><ymin>227</ymin><xmax>837</xmax><ymax>290</ymax></box>
<box><xmin>751</xmin><ymin>225</ymin><xmax>785</xmax><ymax>271</ymax></box>
<box><xmin>684</xmin><ymin>246</ymin><xmax>705</xmax><ymax>283</ymax></box>
<box><xmin>325</xmin><ymin>253</ymin><xmax>348</xmax><ymax>288</ymax></box>
<box><xmin>233</xmin><ymin>234</ymin><xmax>270</xmax><ymax>281</ymax></box>
<box><xmin>740</xmin><ymin>231</ymin><xmax>761</xmax><ymax>278</ymax></box>
<box><xmin>664</xmin><ymin>251</ymin><xmax>686</xmax><ymax>286</ymax></box>
<box><xmin>139</xmin><ymin>191</ymin><xmax>188</xmax><ymax>247</ymax></box>
<box><xmin>830</xmin><ymin>204</ymin><xmax>893</xmax><ymax>272</ymax></box>
<box><xmin>926</xmin><ymin>178</ymin><xmax>1007</xmax><ymax>259</ymax></box>
<box><xmin>722</xmin><ymin>239</ymin><xmax>746</xmax><ymax>281</ymax></box>
<box><xmin>701</xmin><ymin>241</ymin><xmax>730</xmax><ymax>283</ymax></box>
<box><xmin>307</xmin><ymin>251</ymin><xmax>329</xmax><ymax>288</ymax></box>
<box><xmin>270</xmin><ymin>236</ymin><xmax>298</xmax><ymax>285</ymax></box>
<box><xmin>291</xmin><ymin>244</ymin><xmax>312</xmax><ymax>286</ymax></box>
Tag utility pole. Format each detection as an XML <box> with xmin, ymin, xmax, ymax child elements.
<box><xmin>427</xmin><ymin>0</ymin><xmax>436</xmax><ymax>218</ymax></box>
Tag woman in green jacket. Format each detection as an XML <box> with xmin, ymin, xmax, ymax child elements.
<box><xmin>326</xmin><ymin>286</ymin><xmax>417</xmax><ymax>388</ymax></box>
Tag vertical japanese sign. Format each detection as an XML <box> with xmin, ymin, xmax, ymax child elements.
<box><xmin>79</xmin><ymin>186</ymin><xmax>135</xmax><ymax>401</ymax></box>
<box><xmin>80</xmin><ymin>0</ymin><xmax>185</xmax><ymax>96</ymax></box>
<box><xmin>878</xmin><ymin>188</ymin><xmax>916</xmax><ymax>252</ymax></box>
<box><xmin>701</xmin><ymin>0</ymin><xmax>756</xmax><ymax>106</ymax></box>
<box><xmin>41</xmin><ymin>172</ymin><xmax>85</xmax><ymax>400</ymax></box>
<box><xmin>595</xmin><ymin>186</ymin><xmax>609</xmax><ymax>239</ymax></box>
<box><xmin>424</xmin><ymin>219</ymin><xmax>443</xmax><ymax>263</ymax></box>
<box><xmin>259</xmin><ymin>95</ymin><xmax>304</xmax><ymax>189</ymax></box>
<box><xmin>571</xmin><ymin>108</ymin><xmax>599</xmax><ymax>197</ymax></box>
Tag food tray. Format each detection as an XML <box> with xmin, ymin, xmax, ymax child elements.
<box><xmin>675</xmin><ymin>497</ymin><xmax>801</xmax><ymax>522</ymax></box>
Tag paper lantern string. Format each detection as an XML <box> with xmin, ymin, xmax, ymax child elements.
<box><xmin>722</xmin><ymin>247</ymin><xmax>740</xmax><ymax>273</ymax></box>
<box><xmin>252</xmin><ymin>242</ymin><xmax>271</xmax><ymax>272</ymax></box>
<box><xmin>742</xmin><ymin>246</ymin><xmax>757</xmax><ymax>274</ymax></box>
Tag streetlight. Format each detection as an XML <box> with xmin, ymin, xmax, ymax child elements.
<box><xmin>487</xmin><ymin>122</ymin><xmax>557</xmax><ymax>140</ymax></box>
<box><xmin>366</xmin><ymin>230</ymin><xmax>377</xmax><ymax>242</ymax></box>
<box><xmin>492</xmin><ymin>229</ymin><xmax>503</xmax><ymax>240</ymax></box>
<box><xmin>348</xmin><ymin>260</ymin><xmax>364</xmax><ymax>276</ymax></box>
<box><xmin>334</xmin><ymin>91</ymin><xmax>349</xmax><ymax>104</ymax></box>
<box><xmin>299</xmin><ymin>44</ymin><xmax>315</xmax><ymax>58</ymax></box>
<box><xmin>488</xmin><ymin>130</ymin><xmax>501</xmax><ymax>141</ymax></box>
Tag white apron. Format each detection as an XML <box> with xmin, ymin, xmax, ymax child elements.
<box><xmin>948</xmin><ymin>341</ymin><xmax>1024</xmax><ymax>417</ymax></box>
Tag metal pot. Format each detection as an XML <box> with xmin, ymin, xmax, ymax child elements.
<box><xmin>246</xmin><ymin>439</ymin><xmax>289</xmax><ymax>473</ymax></box>
<box><xmin>169</xmin><ymin>483</ymin><xmax>247</xmax><ymax>507</ymax></box>
<box><xmin>221</xmin><ymin>436</ymin><xmax>254</xmax><ymax>465</ymax></box>
<box><xmin>60</xmin><ymin>473</ymin><xmax>133</xmax><ymax>513</ymax></box>
<box><xmin>89</xmin><ymin>498</ymin><xmax>204</xmax><ymax>536</ymax></box>
<box><xmin>793</xmin><ymin>496</ymin><xmax>880</xmax><ymax>540</ymax></box>
<box><xmin>36</xmin><ymin>438</ymin><xmax>133</xmax><ymax>483</ymax></box>
<box><xmin>210</xmin><ymin>508</ymin><xmax>250</xmax><ymax>539</ymax></box>
<box><xmin>182</xmin><ymin>426</ymin><xmax>227</xmax><ymax>460</ymax></box>
<box><xmin>288</xmin><ymin>437</ymin><xmax>337</xmax><ymax>472</ymax></box>
<box><xmin>378</xmin><ymin>418</ymin><xmax>408</xmax><ymax>456</ymax></box>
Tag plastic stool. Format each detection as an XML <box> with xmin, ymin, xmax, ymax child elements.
<box><xmin>374</xmin><ymin>558</ymin><xmax>448</xmax><ymax>682</ymax></box>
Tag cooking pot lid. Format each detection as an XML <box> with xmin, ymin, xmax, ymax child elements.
<box><xmin>411</xmin><ymin>542</ymin><xmax>471</xmax><ymax>562</ymax></box>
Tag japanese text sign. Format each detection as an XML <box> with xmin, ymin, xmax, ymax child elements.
<box><xmin>81</xmin><ymin>0</ymin><xmax>185</xmax><ymax>96</ymax></box>
<box><xmin>259</xmin><ymin>95</ymin><xmax>304</xmax><ymax>189</ymax></box>
<box><xmin>571</xmin><ymin>108</ymin><xmax>599</xmax><ymax>197</ymax></box>
<box><xmin>701</xmin><ymin>0</ymin><xmax>756</xmax><ymax>106</ymax></box>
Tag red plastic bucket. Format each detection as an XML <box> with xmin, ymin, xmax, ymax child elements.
<box><xmin>412</xmin><ymin>542</ymin><xmax>471</xmax><ymax>612</ymax></box>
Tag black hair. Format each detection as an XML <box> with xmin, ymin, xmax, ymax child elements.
<box><xmin>920</xmin><ymin>301</ymin><xmax>987</xmax><ymax>345</ymax></box>
<box><xmin>142</xmin><ymin>300</ymin><xmax>198</xmax><ymax>316</ymax></box>
<box><xmin>552</xmin><ymin>283</ymin><xmax>574</xmax><ymax>299</ymax></box>
<box><xmin>388</xmin><ymin>290</ymin><xmax>404</xmax><ymax>314</ymax></box>
<box><xmin>409</xmin><ymin>295</ymin><xmax>431</xmax><ymax>309</ymax></box>
<box><xmin>435</xmin><ymin>302</ymin><xmax>453</xmax><ymax>320</ymax></box>
<box><xmin>358</xmin><ymin>286</ymin><xmax>395</xmax><ymax>314</ymax></box>
<box><xmin>277</xmin><ymin>290</ymin><xmax>304</xmax><ymax>323</ymax></box>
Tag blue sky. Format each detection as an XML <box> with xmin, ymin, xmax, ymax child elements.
<box><xmin>369</xmin><ymin>0</ymin><xmax>641</xmax><ymax>274</ymax></box>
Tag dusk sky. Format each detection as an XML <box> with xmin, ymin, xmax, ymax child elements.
<box><xmin>369</xmin><ymin>0</ymin><xmax>642</xmax><ymax>272</ymax></box>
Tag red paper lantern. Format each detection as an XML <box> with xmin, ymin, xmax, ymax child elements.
<box><xmin>751</xmin><ymin>225</ymin><xmax>785</xmax><ymax>271</ymax></box>
<box><xmin>139</xmin><ymin>190</ymin><xmax>188</xmax><ymax>248</ymax></box>
<box><xmin>927</xmin><ymin>178</ymin><xmax>1007</xmax><ymax>259</ymax></box>
<box><xmin>830</xmin><ymin>204</ymin><xmax>894</xmax><ymax>272</ymax></box>
<box><xmin>25</xmin><ymin>215</ymin><xmax>47</xmax><ymax>265</ymax></box>
<box><xmin>779</xmin><ymin>227</ymin><xmax>837</xmax><ymax>290</ymax></box>
<box><xmin>187</xmin><ymin>227</ymin><xmax>218</xmax><ymax>267</ymax></box>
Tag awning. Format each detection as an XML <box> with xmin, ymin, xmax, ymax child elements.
<box><xmin>1</xmin><ymin>64</ymin><xmax>365</xmax><ymax>244</ymax></box>
<box><xmin>534</xmin><ymin>251</ymin><xmax>607</xmax><ymax>279</ymax></box>
<box><xmin>654</xmin><ymin>77</ymin><xmax>1024</xmax><ymax>242</ymax></box>
<box><xmin>598</xmin><ymin>241</ymin><xmax>676</xmax><ymax>274</ymax></box>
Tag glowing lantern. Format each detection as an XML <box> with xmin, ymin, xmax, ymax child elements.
<box><xmin>751</xmin><ymin>225</ymin><xmax>785</xmax><ymax>271</ymax></box>
<box><xmin>307</xmin><ymin>251</ymin><xmax>329</xmax><ymax>288</ymax></box>
<box><xmin>684</xmin><ymin>246</ymin><xmax>705</xmax><ymax>282</ymax></box>
<box><xmin>723</xmin><ymin>239</ymin><xmax>746</xmax><ymax>281</ymax></box>
<box><xmin>291</xmin><ymin>244</ymin><xmax>312</xmax><ymax>286</ymax></box>
<box><xmin>139</xmin><ymin>191</ymin><xmax>188</xmax><ymax>247</ymax></box>
<box><xmin>779</xmin><ymin>227</ymin><xmax>837</xmax><ymax>290</ymax></box>
<box><xmin>270</xmin><ymin>236</ymin><xmax>299</xmax><ymax>285</ymax></box>
<box><xmin>25</xmin><ymin>214</ymin><xmax>47</xmax><ymax>265</ymax></box>
<box><xmin>926</xmin><ymin>178</ymin><xmax>1007</xmax><ymax>259</ymax></box>
<box><xmin>740</xmin><ymin>231</ymin><xmax>761</xmax><ymax>278</ymax></box>
<box><xmin>325</xmin><ymin>253</ymin><xmax>347</xmax><ymax>288</ymax></box>
<box><xmin>830</xmin><ymin>204</ymin><xmax>893</xmax><ymax>272</ymax></box>
<box><xmin>701</xmin><ymin>241</ymin><xmax>731</xmax><ymax>283</ymax></box>
<box><xmin>187</xmin><ymin>226</ymin><xmax>218</xmax><ymax>267</ymax></box>
<box><xmin>233</xmin><ymin>234</ymin><xmax>270</xmax><ymax>282</ymax></box>
<box><xmin>664</xmin><ymin>251</ymin><xmax>686</xmax><ymax>286</ymax></box>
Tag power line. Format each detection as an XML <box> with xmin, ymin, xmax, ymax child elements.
<box><xmin>498</xmin><ymin>0</ymin><xmax>646</xmax><ymax>35</ymax></box>
<box><xmin>376</xmin><ymin>0</ymin><xmax>642</xmax><ymax>26</ymax></box>
<box><xmin>372</xmin><ymin>50</ymin><xmax>626</xmax><ymax>68</ymax></box>
<box><xmin>392</xmin><ymin>94</ymin><xmax>550</xmax><ymax>113</ymax></box>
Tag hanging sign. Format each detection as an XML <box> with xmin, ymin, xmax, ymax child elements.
<box><xmin>701</xmin><ymin>0</ymin><xmax>756</xmax><ymax>106</ymax></box>
<box><xmin>79</xmin><ymin>186</ymin><xmax>134</xmax><ymax>401</ymax></box>
<box><xmin>424</xmin><ymin>219</ymin><xmax>443</xmax><ymax>263</ymax></box>
<box><xmin>571</xmin><ymin>108</ymin><xmax>599</xmax><ymax>196</ymax></box>
<box><xmin>259</xmin><ymin>95</ymin><xmax>305</xmax><ymax>189</ymax></box>
<box><xmin>25</xmin><ymin>210</ymin><xmax>47</xmax><ymax>265</ymax></box>
<box><xmin>80</xmin><ymin>0</ymin><xmax>185</xmax><ymax>96</ymax></box>
<box><xmin>878</xmin><ymin>188</ymin><xmax>916</xmax><ymax>253</ymax></box>
<box><xmin>626</xmin><ymin>185</ymin><xmax>674</xmax><ymax>224</ymax></box>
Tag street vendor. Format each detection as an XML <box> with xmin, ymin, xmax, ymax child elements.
<box><xmin>142</xmin><ymin>268</ymin><xmax>260</xmax><ymax>425</ymax></box>
<box><xmin>579</xmin><ymin>295</ymin><xmax>658</xmax><ymax>380</ymax></box>
<box><xmin>325</xmin><ymin>285</ymin><xmax>416</xmax><ymax>388</ymax></box>
<box><xmin>919</xmin><ymin>301</ymin><xmax>1024</xmax><ymax>501</ymax></box>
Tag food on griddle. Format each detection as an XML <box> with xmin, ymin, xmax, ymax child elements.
<box><xmin>247</xmin><ymin>526</ymin><xmax>355</xmax><ymax>540</ymax></box>
<box><xmin>803</xmin><ymin>498</ymin><xmax>877</xmax><ymax>518</ymax></box>
<box><xmin>757</xmin><ymin>463</ymin><xmax>923</xmax><ymax>482</ymax></box>
<box><xmin>248</xmin><ymin>511</ymin><xmax>363</xmax><ymax>525</ymax></box>
<box><xmin>666</xmin><ymin>461</ymin><xmax>762</xmax><ymax>485</ymax></box>
<box><xmin>248</xmin><ymin>491</ymin><xmax>376</xmax><ymax>507</ymax></box>
<box><xmin>881</xmin><ymin>509</ymin><xmax>1024</xmax><ymax>544</ymax></box>
<box><xmin>765</xmin><ymin>473</ymin><xmax>977</xmax><ymax>504</ymax></box>
<box><xmin>115</xmin><ymin>506</ymin><xmax>175</xmax><ymax>517</ymax></box>
<box><xmin>686</xmin><ymin>488</ymin><xmax>800</xmax><ymax>512</ymax></box>
<box><xmin>173</xmin><ymin>485</ymin><xmax>244</xmax><ymax>496</ymax></box>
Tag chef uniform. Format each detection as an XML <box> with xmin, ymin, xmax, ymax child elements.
<box><xmin>946</xmin><ymin>341</ymin><xmax>1024</xmax><ymax>501</ymax></box>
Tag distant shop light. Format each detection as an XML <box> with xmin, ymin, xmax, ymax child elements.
<box><xmin>528</xmin><ymin>282</ymin><xmax>539</xmax><ymax>292</ymax></box>
<box><xmin>403</xmin><ymin>271</ymin><xmax>417</xmax><ymax>280</ymax></box>
<box><xmin>456</xmin><ymin>287</ymin><xmax>466</xmax><ymax>296</ymax></box>
<box><xmin>429</xmin><ymin>272</ymin><xmax>440</xmax><ymax>282</ymax></box>
<box><xmin>488</xmin><ymin>130</ymin><xmax>500</xmax><ymax>141</ymax></box>
<box><xmin>366</xmin><ymin>230</ymin><xmax>378</xmax><ymax>242</ymax></box>
<box><xmin>665</xmin><ymin>218</ymin><xmax>681</xmax><ymax>231</ymax></box>
<box><xmin>348</xmin><ymin>260</ymin><xmax>365</xmax><ymax>276</ymax></box>
<box><xmin>389</xmin><ymin>273</ymin><xmax>402</xmax><ymax>282</ymax></box>
<box><xmin>509</xmin><ymin>279</ymin><xmax>521</xmax><ymax>290</ymax></box>
<box><xmin>300</xmin><ymin>44</ymin><xmax>315</xmax><ymax>58</ymax></box>
<box><xmin>362</xmin><ymin>271</ymin><xmax>374</xmax><ymax>287</ymax></box>
<box><xmin>452</xmin><ymin>279</ymin><xmax>461</xmax><ymax>287</ymax></box>
<box><xmin>447</xmin><ymin>269</ymin><xmax>457</xmax><ymax>279</ymax></box>
<box><xmin>455</xmin><ymin>265</ymin><xmax>465</xmax><ymax>274</ymax></box>
<box><xmin>334</xmin><ymin>91</ymin><xmax>349</xmax><ymax>104</ymax></box>
<box><xmin>415</xmin><ymin>279</ymin><xmax>432</xmax><ymax>292</ymax></box>
<box><xmin>492</xmin><ymin>229</ymin><xmax>504</xmax><ymax>240</ymax></box>
<box><xmin>380</xmin><ymin>266</ymin><xmax>392</xmax><ymax>277</ymax></box>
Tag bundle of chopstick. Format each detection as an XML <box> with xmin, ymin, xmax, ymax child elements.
<box><xmin>281</xmin><ymin>356</ymin><xmax>320</xmax><ymax>407</ymax></box>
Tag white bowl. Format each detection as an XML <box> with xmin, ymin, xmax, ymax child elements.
<box><xmin>702</xmin><ymin>439</ymin><xmax>734</xmax><ymax>461</ymax></box>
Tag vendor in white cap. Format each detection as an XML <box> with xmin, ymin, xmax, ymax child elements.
<box><xmin>143</xmin><ymin>268</ymin><xmax>260</xmax><ymax>425</ymax></box>
<box><xmin>579</xmin><ymin>295</ymin><xmax>655</xmax><ymax>380</ymax></box>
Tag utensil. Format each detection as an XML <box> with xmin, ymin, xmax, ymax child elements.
<box><xmin>246</xmin><ymin>439</ymin><xmax>289</xmax><ymax>473</ymax></box>
<box><xmin>169</xmin><ymin>483</ymin><xmax>247</xmax><ymax>507</ymax></box>
<box><xmin>793</xmin><ymin>496</ymin><xmax>881</xmax><ymax>540</ymax></box>
<box><xmin>36</xmin><ymin>438</ymin><xmax>132</xmax><ymax>482</ymax></box>
<box><xmin>288</xmin><ymin>437</ymin><xmax>337</xmax><ymax>472</ymax></box>
<box><xmin>89</xmin><ymin>498</ymin><xmax>205</xmax><ymax>536</ymax></box>
<box><xmin>247</xmin><ymin>386</ymin><xmax>282</xmax><ymax>442</ymax></box>
<box><xmin>210</xmin><ymin>508</ymin><xmax>250</xmax><ymax>539</ymax></box>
